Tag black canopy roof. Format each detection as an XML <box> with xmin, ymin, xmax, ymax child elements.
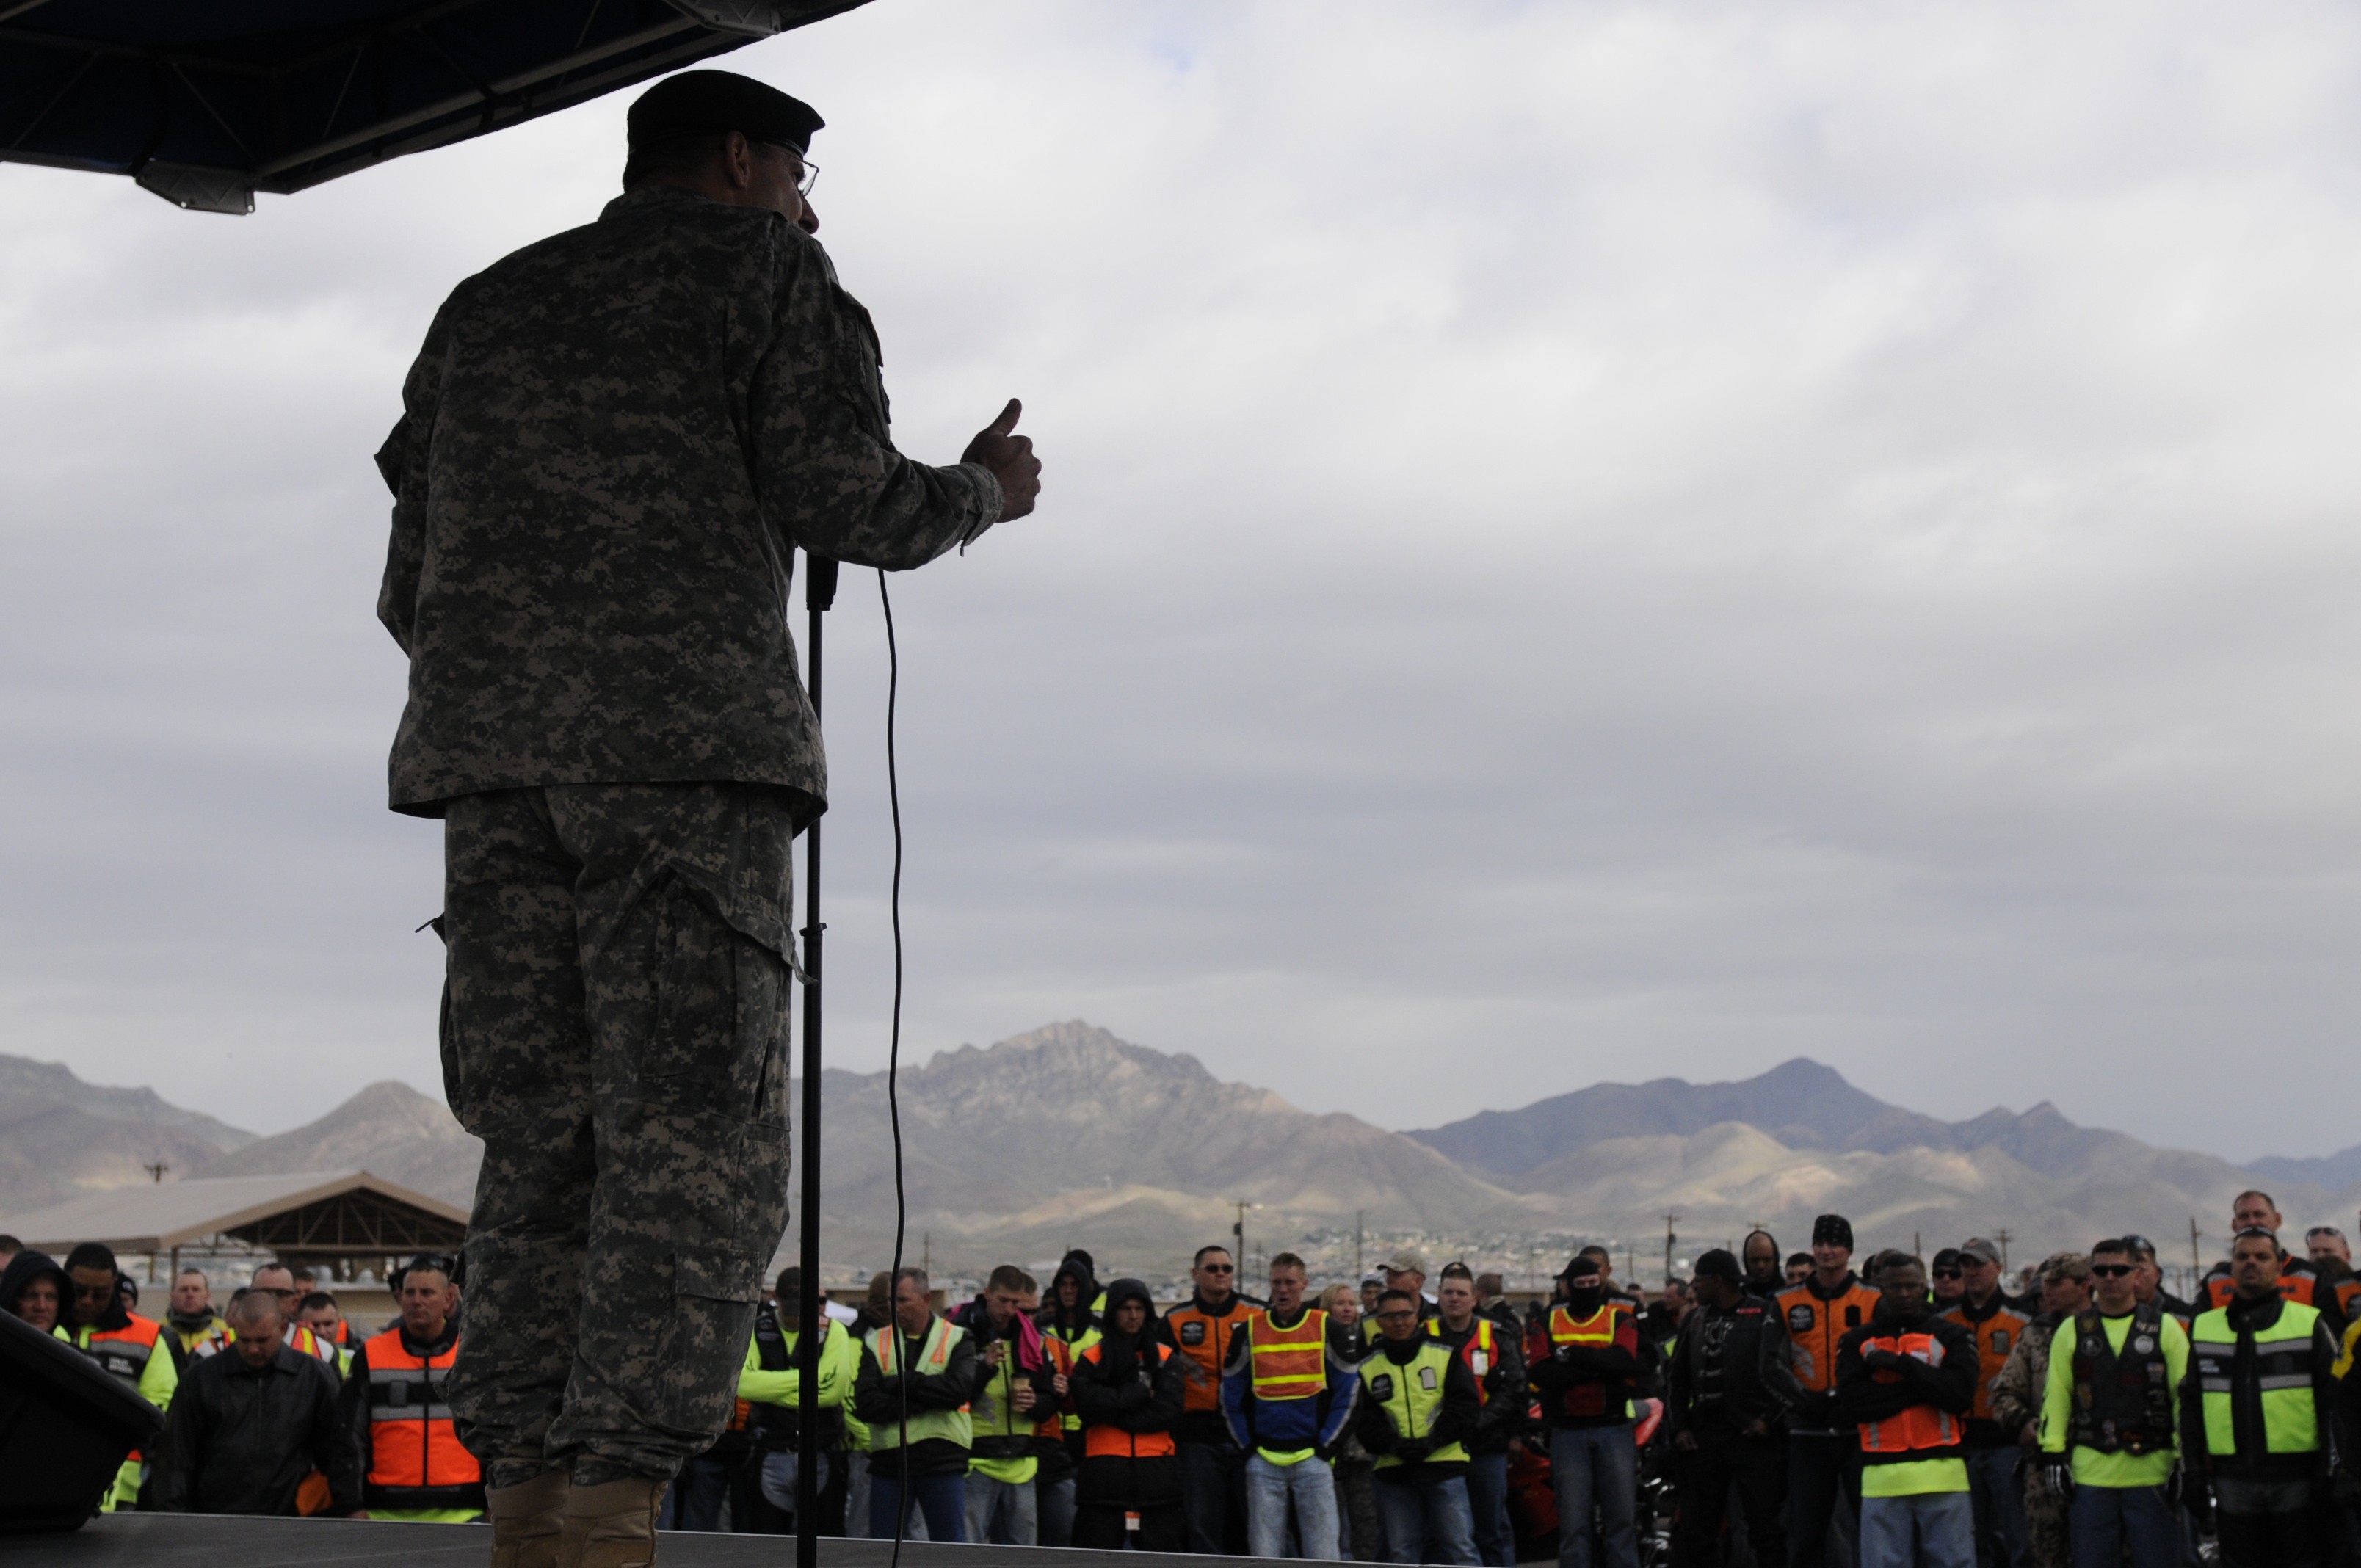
<box><xmin>0</xmin><ymin>0</ymin><xmax>869</xmax><ymax>214</ymax></box>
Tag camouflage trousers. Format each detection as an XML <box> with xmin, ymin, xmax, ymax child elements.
<box><xmin>2021</xmin><ymin>1464</ymin><xmax>2068</xmax><ymax>1568</ymax></box>
<box><xmin>439</xmin><ymin>783</ymin><xmax>797</xmax><ymax>1488</ymax></box>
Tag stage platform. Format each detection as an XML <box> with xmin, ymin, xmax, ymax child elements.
<box><xmin>7</xmin><ymin>1514</ymin><xmax>1242</xmax><ymax>1567</ymax></box>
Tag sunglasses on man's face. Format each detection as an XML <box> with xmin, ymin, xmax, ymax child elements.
<box><xmin>2089</xmin><ymin>1264</ymin><xmax>2135</xmax><ymax>1278</ymax></box>
<box><xmin>1931</xmin><ymin>1268</ymin><xmax>1962</xmax><ymax>1280</ymax></box>
<box><xmin>1200</xmin><ymin>1263</ymin><xmax>1234</xmax><ymax>1274</ymax></box>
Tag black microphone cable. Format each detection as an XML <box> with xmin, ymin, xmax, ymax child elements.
<box><xmin>880</xmin><ymin>568</ymin><xmax>911</xmax><ymax>1567</ymax></box>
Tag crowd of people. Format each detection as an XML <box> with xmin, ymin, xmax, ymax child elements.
<box><xmin>0</xmin><ymin>1236</ymin><xmax>476</xmax><ymax>1520</ymax></box>
<box><xmin>7</xmin><ymin>1186</ymin><xmax>2361</xmax><ymax>1568</ymax></box>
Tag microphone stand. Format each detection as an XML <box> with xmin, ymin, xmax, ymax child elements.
<box><xmin>795</xmin><ymin>553</ymin><xmax>836</xmax><ymax>1568</ymax></box>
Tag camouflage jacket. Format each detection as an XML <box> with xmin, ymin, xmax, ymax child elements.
<box><xmin>1988</xmin><ymin>1307</ymin><xmax>2057</xmax><ymax>1441</ymax></box>
<box><xmin>376</xmin><ymin>186</ymin><xmax>1002</xmax><ymax>824</ymax></box>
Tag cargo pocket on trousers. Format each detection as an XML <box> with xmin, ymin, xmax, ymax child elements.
<box><xmin>645</xmin><ymin>876</ymin><xmax>790</xmax><ymax>1129</ymax></box>
<box><xmin>661</xmin><ymin>1241</ymin><xmax>769</xmax><ymax>1437</ymax></box>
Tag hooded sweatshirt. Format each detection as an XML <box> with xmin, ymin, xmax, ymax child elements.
<box><xmin>1040</xmin><ymin>1250</ymin><xmax>1103</xmax><ymax>1345</ymax></box>
<box><xmin>0</xmin><ymin>1250</ymin><xmax>68</xmax><ymax>1336</ymax></box>
<box><xmin>1070</xmin><ymin>1278</ymin><xmax>1186</xmax><ymax>1506</ymax></box>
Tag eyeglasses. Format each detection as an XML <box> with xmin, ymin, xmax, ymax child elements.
<box><xmin>2089</xmin><ymin>1263</ymin><xmax>2135</xmax><ymax>1278</ymax></box>
<box><xmin>1931</xmin><ymin>1269</ymin><xmax>1962</xmax><ymax>1280</ymax></box>
<box><xmin>753</xmin><ymin>141</ymin><xmax>821</xmax><ymax>196</ymax></box>
<box><xmin>1200</xmin><ymin>1263</ymin><xmax>1234</xmax><ymax>1274</ymax></box>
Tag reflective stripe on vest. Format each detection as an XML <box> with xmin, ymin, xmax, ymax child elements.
<box><xmin>1549</xmin><ymin>1304</ymin><xmax>1618</xmax><ymax>1350</ymax></box>
<box><xmin>1249</xmin><ymin>1308</ymin><xmax>1328</xmax><ymax>1402</ymax></box>
<box><xmin>78</xmin><ymin>1317</ymin><xmax>161</xmax><ymax>1386</ymax></box>
<box><xmin>1431</xmin><ymin>1317</ymin><xmax>1498</xmax><ymax>1404</ymax></box>
<box><xmin>2191</xmin><ymin>1302</ymin><xmax>2320</xmax><ymax>1459</ymax></box>
<box><xmin>1037</xmin><ymin>1334</ymin><xmax>1077</xmax><ymax>1440</ymax></box>
<box><xmin>1047</xmin><ymin>1322</ymin><xmax>1100</xmax><ymax>1433</ymax></box>
<box><xmin>363</xmin><ymin>1327</ymin><xmax>482</xmax><ymax>1500</ymax></box>
<box><xmin>865</xmin><ymin>1317</ymin><xmax>972</xmax><ymax>1451</ymax></box>
<box><xmin>1367</xmin><ymin>1341</ymin><xmax>1466</xmax><ymax>1469</ymax></box>
<box><xmin>1854</xmin><ymin>1332</ymin><xmax>1962</xmax><ymax>1456</ymax></box>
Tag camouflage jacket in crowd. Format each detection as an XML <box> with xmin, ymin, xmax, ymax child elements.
<box><xmin>376</xmin><ymin>186</ymin><xmax>1003</xmax><ymax>825</ymax></box>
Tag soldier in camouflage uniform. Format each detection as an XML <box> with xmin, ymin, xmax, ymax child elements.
<box><xmin>374</xmin><ymin>70</ymin><xmax>1040</xmax><ymax>1567</ymax></box>
<box><xmin>1989</xmin><ymin>1252</ymin><xmax>2092</xmax><ymax>1568</ymax></box>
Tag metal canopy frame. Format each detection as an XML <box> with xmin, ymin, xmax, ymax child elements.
<box><xmin>0</xmin><ymin>0</ymin><xmax>869</xmax><ymax>212</ymax></box>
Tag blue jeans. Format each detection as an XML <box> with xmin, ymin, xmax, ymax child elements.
<box><xmin>1247</xmin><ymin>1453</ymin><xmax>1344</xmax><ymax>1559</ymax></box>
<box><xmin>1039</xmin><ymin>1473</ymin><xmax>1077</xmax><ymax>1547</ymax></box>
<box><xmin>1181</xmin><ymin>1438</ymin><xmax>1249</xmax><ymax>1554</ymax></box>
<box><xmin>1860</xmin><ymin>1492</ymin><xmax>1975</xmax><ymax>1568</ymax></box>
<box><xmin>758</xmin><ymin>1450</ymin><xmax>833</xmax><ymax>1518</ymax></box>
<box><xmin>1465</xmin><ymin>1451</ymin><xmax>1513</xmax><ymax>1568</ymax></box>
<box><xmin>1961</xmin><ymin>1449</ymin><xmax>2027</xmax><ymax>1568</ymax></box>
<box><xmin>870</xmin><ymin>1466</ymin><xmax>965</xmax><ymax>1542</ymax></box>
<box><xmin>657</xmin><ymin>1453</ymin><xmax>730</xmax><ymax>1531</ymax></box>
<box><xmin>965</xmin><ymin>1471</ymin><xmax>1038</xmax><ymax>1545</ymax></box>
<box><xmin>1551</xmin><ymin>1426</ymin><xmax>1639</xmax><ymax>1568</ymax></box>
<box><xmin>1377</xmin><ymin>1471</ymin><xmax>1480</xmax><ymax>1565</ymax></box>
<box><xmin>2067</xmin><ymin>1484</ymin><xmax>2178</xmax><ymax>1568</ymax></box>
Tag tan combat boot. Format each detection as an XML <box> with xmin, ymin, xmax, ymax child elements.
<box><xmin>559</xmin><ymin>1476</ymin><xmax>668</xmax><ymax>1568</ymax></box>
<box><xmin>485</xmin><ymin>1467</ymin><xmax>570</xmax><ymax>1568</ymax></box>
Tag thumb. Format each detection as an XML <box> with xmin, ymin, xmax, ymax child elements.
<box><xmin>985</xmin><ymin>397</ymin><xmax>1021</xmax><ymax>437</ymax></box>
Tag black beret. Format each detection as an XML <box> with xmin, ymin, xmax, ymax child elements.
<box><xmin>628</xmin><ymin>70</ymin><xmax>823</xmax><ymax>155</ymax></box>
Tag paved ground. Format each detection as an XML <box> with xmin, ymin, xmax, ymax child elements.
<box><xmin>7</xmin><ymin>1514</ymin><xmax>1254</xmax><ymax>1567</ymax></box>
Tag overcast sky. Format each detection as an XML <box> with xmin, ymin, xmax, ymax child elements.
<box><xmin>3</xmin><ymin>1</ymin><xmax>2357</xmax><ymax>1165</ymax></box>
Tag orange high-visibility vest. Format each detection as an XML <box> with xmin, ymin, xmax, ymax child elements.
<box><xmin>1548</xmin><ymin>1304</ymin><xmax>1620</xmax><ymax>1351</ymax></box>
<box><xmin>1776</xmin><ymin>1279</ymin><xmax>1881</xmax><ymax>1395</ymax></box>
<box><xmin>1078</xmin><ymin>1340</ymin><xmax>1178</xmax><ymax>1459</ymax></box>
<box><xmin>1036</xmin><ymin>1333</ymin><xmax>1076</xmax><ymax>1440</ymax></box>
<box><xmin>2206</xmin><ymin>1269</ymin><xmax>2321</xmax><ymax>1313</ymax></box>
<box><xmin>79</xmin><ymin>1315</ymin><xmax>166</xmax><ymax>1463</ymax></box>
<box><xmin>1854</xmin><ymin>1332</ymin><xmax>1962</xmax><ymax>1456</ymax></box>
<box><xmin>1165</xmin><ymin>1299</ymin><xmax>1255</xmax><ymax>1415</ymax></box>
<box><xmin>1248</xmin><ymin>1309</ymin><xmax>1328</xmax><ymax>1403</ymax></box>
<box><xmin>362</xmin><ymin>1328</ymin><xmax>482</xmax><ymax>1509</ymax></box>
<box><xmin>1934</xmin><ymin>1301</ymin><xmax>2032</xmax><ymax>1422</ymax></box>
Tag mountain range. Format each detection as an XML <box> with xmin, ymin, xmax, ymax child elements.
<box><xmin>3</xmin><ymin>1030</ymin><xmax>2351</xmax><ymax>1282</ymax></box>
<box><xmin>0</xmin><ymin>1053</ymin><xmax>255</xmax><ymax>1210</ymax></box>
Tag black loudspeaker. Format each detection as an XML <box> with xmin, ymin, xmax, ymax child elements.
<box><xmin>0</xmin><ymin>1307</ymin><xmax>162</xmax><ymax>1533</ymax></box>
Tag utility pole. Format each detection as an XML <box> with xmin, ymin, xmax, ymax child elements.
<box><xmin>1663</xmin><ymin>1212</ymin><xmax>1681</xmax><ymax>1287</ymax></box>
<box><xmin>142</xmin><ymin>1161</ymin><xmax>168</xmax><ymax>1184</ymax></box>
<box><xmin>2189</xmin><ymin>1216</ymin><xmax>2203</xmax><ymax>1276</ymax></box>
<box><xmin>1230</xmin><ymin>1200</ymin><xmax>1260</xmax><ymax>1275</ymax></box>
<box><xmin>1993</xmin><ymin>1228</ymin><xmax>2012</xmax><ymax>1270</ymax></box>
<box><xmin>1356</xmin><ymin>1210</ymin><xmax>1365</xmax><ymax>1278</ymax></box>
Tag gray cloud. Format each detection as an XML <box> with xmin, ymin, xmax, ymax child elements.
<box><xmin>2</xmin><ymin>1</ymin><xmax>2357</xmax><ymax>1163</ymax></box>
